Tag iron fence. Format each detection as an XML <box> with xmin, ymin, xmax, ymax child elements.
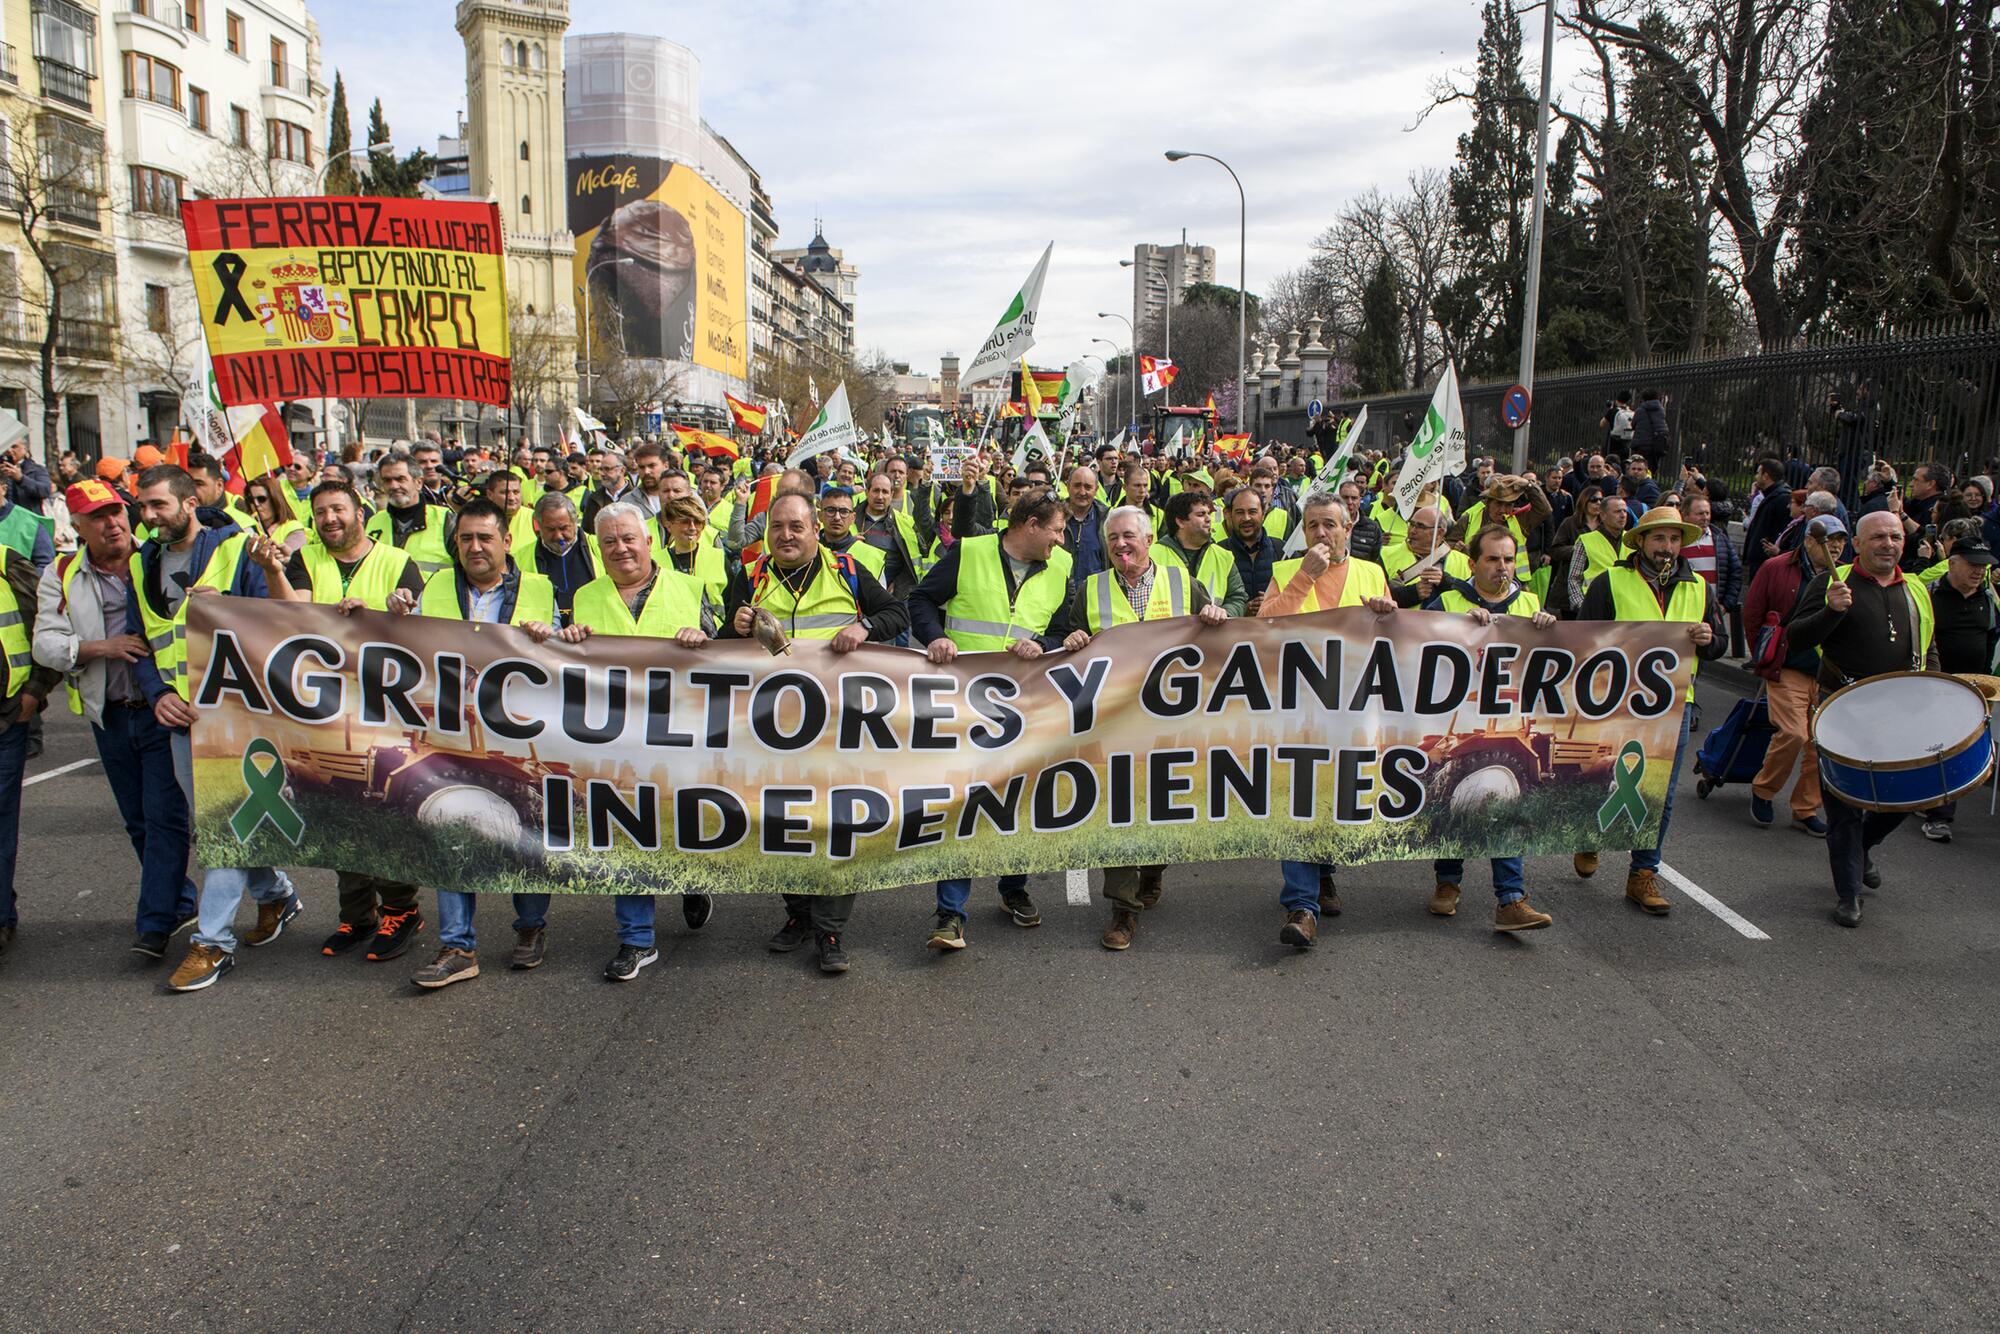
<box><xmin>1270</xmin><ymin>320</ymin><xmax>2000</xmax><ymax>496</ymax></box>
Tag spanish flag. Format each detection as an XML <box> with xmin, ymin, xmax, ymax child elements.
<box><xmin>222</xmin><ymin>403</ymin><xmax>294</xmax><ymax>491</ymax></box>
<box><xmin>673</xmin><ymin>424</ymin><xmax>741</xmax><ymax>461</ymax></box>
<box><xmin>725</xmin><ymin>392</ymin><xmax>768</xmax><ymax>435</ymax></box>
<box><xmin>1214</xmin><ymin>432</ymin><xmax>1251</xmax><ymax>460</ymax></box>
<box><xmin>748</xmin><ymin>472</ymin><xmax>782</xmax><ymax>521</ymax></box>
<box><xmin>997</xmin><ymin>401</ymin><xmax>1026</xmax><ymax>419</ymax></box>
<box><xmin>1202</xmin><ymin>392</ymin><xmax>1217</xmax><ymax>417</ymax></box>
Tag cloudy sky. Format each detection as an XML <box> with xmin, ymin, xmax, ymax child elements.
<box><xmin>325</xmin><ymin>0</ymin><xmax>1510</xmax><ymax>375</ymax></box>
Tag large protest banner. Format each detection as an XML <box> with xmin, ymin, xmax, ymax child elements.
<box><xmin>187</xmin><ymin>600</ymin><xmax>1692</xmax><ymax>896</ymax></box>
<box><xmin>183</xmin><ymin>197</ymin><xmax>511</xmax><ymax>407</ymax></box>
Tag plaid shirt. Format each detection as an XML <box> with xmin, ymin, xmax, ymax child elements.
<box><xmin>1118</xmin><ymin>564</ymin><xmax>1156</xmax><ymax>620</ymax></box>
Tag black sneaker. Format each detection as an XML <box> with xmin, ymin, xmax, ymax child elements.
<box><xmin>816</xmin><ymin>930</ymin><xmax>850</xmax><ymax>974</ymax></box>
<box><xmin>321</xmin><ymin>921</ymin><xmax>376</xmax><ymax>956</ymax></box>
<box><xmin>768</xmin><ymin>914</ymin><xmax>812</xmax><ymax>953</ymax></box>
<box><xmin>604</xmin><ymin>943</ymin><xmax>659</xmax><ymax>981</ymax></box>
<box><xmin>131</xmin><ymin>931</ymin><xmax>170</xmax><ymax>959</ymax></box>
<box><xmin>1000</xmin><ymin>889</ymin><xmax>1041</xmax><ymax>928</ymax></box>
<box><xmin>365</xmin><ymin>909</ymin><xmax>425</xmax><ymax>962</ymax></box>
<box><xmin>170</xmin><ymin>911</ymin><xmax>199</xmax><ymax>938</ymax></box>
<box><xmin>682</xmin><ymin>893</ymin><xmax>714</xmax><ymax>931</ymax></box>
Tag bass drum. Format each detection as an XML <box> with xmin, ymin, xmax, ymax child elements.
<box><xmin>1812</xmin><ymin>671</ymin><xmax>1995</xmax><ymax>813</ymax></box>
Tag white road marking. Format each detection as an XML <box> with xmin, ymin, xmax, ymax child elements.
<box><xmin>24</xmin><ymin>758</ymin><xmax>98</xmax><ymax>787</ymax></box>
<box><xmin>1065</xmin><ymin>868</ymin><xmax>1090</xmax><ymax>906</ymax></box>
<box><xmin>1658</xmin><ymin>862</ymin><xmax>1770</xmax><ymax>940</ymax></box>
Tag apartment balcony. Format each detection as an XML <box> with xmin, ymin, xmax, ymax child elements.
<box><xmin>0</xmin><ymin>44</ymin><xmax>19</xmax><ymax>87</ymax></box>
<box><xmin>37</xmin><ymin>58</ymin><xmax>94</xmax><ymax>110</ymax></box>
<box><xmin>0</xmin><ymin>167</ymin><xmax>17</xmax><ymax>209</ymax></box>
<box><xmin>115</xmin><ymin>1</ymin><xmax>189</xmax><ymax>55</ymax></box>
<box><xmin>261</xmin><ymin>61</ymin><xmax>313</xmax><ymax>114</ymax></box>
<box><xmin>0</xmin><ymin>312</ymin><xmax>115</xmax><ymax>361</ymax></box>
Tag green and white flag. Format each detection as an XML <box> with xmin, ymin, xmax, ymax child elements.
<box><xmin>963</xmin><ymin>242</ymin><xmax>1052</xmax><ymax>386</ymax></box>
<box><xmin>787</xmin><ymin>382</ymin><xmax>858</xmax><ymax>468</ymax></box>
<box><xmin>1391</xmin><ymin>364</ymin><xmax>1465</xmax><ymax>516</ymax></box>
<box><xmin>1285</xmin><ymin>405</ymin><xmax>1368</xmax><ymax>556</ymax></box>
<box><xmin>1011</xmin><ymin>419</ymin><xmax>1053</xmax><ymax>473</ymax></box>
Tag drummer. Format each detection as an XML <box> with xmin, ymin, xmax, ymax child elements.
<box><xmin>1785</xmin><ymin>511</ymin><xmax>1939</xmax><ymax>927</ymax></box>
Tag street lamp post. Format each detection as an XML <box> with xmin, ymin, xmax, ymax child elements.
<box><xmin>581</xmin><ymin>256</ymin><xmax>635</xmax><ymax>414</ymax></box>
<box><xmin>1096</xmin><ymin>313</ymin><xmax>1133</xmax><ymax>432</ymax></box>
<box><xmin>1090</xmin><ymin>338</ymin><xmax>1124</xmax><ymax>434</ymax></box>
<box><xmin>1166</xmin><ymin>151</ymin><xmax>1247</xmax><ymax>434</ymax></box>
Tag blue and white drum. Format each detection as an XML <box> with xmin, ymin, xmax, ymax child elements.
<box><xmin>1814</xmin><ymin>672</ymin><xmax>1995</xmax><ymax>812</ymax></box>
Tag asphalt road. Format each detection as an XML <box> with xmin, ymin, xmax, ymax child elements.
<box><xmin>3</xmin><ymin>672</ymin><xmax>1997</xmax><ymax>1331</ymax></box>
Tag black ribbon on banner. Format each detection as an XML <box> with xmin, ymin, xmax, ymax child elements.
<box><xmin>210</xmin><ymin>252</ymin><xmax>254</xmax><ymax>326</ymax></box>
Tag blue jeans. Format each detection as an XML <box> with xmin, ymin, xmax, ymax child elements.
<box><xmin>614</xmin><ymin>894</ymin><xmax>654</xmax><ymax>948</ymax></box>
<box><xmin>1632</xmin><ymin>704</ymin><xmax>1693</xmax><ymax>873</ymax></box>
<box><xmin>94</xmin><ymin>706</ymin><xmax>195</xmax><ymax>934</ymax></box>
<box><xmin>1278</xmin><ymin>862</ymin><xmax>1326</xmax><ymax>917</ymax></box>
<box><xmin>436</xmin><ymin>890</ymin><xmax>551</xmax><ymax>952</ymax></box>
<box><xmin>192</xmin><ymin>868</ymin><xmax>297</xmax><ymax>952</ymax></box>
<box><xmin>0</xmin><ymin>721</ymin><xmax>24</xmax><ymax>927</ymax></box>
<box><xmin>1433</xmin><ymin>858</ymin><xmax>1525</xmax><ymax>904</ymax></box>
<box><xmin>935</xmin><ymin>874</ymin><xmax>1026</xmax><ymax>920</ymax></box>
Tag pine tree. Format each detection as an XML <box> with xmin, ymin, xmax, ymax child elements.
<box><xmin>358</xmin><ymin>98</ymin><xmax>433</xmax><ymax>197</ymax></box>
<box><xmin>1352</xmin><ymin>258</ymin><xmax>1404</xmax><ymax>395</ymax></box>
<box><xmin>324</xmin><ymin>72</ymin><xmax>359</xmax><ymax>196</ymax></box>
<box><xmin>1444</xmin><ymin>0</ymin><xmax>1536</xmax><ymax>378</ymax></box>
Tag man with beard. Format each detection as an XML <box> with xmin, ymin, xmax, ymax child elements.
<box><xmin>1221</xmin><ymin>486</ymin><xmax>1283</xmax><ymax>615</ymax></box>
<box><xmin>580</xmin><ymin>448</ymin><xmax>628</xmax><ymax>533</ymax></box>
<box><xmin>518</xmin><ymin>490</ymin><xmax>601</xmax><ymax>620</ymax></box>
<box><xmin>1573</xmin><ymin>506</ymin><xmax>1725</xmax><ymax>914</ymax></box>
<box><xmin>365</xmin><ymin>452</ymin><xmax>454</xmax><ymax>579</ymax></box>
<box><xmin>482</xmin><ymin>469</ymin><xmax>535</xmax><ymax>549</ymax></box>
<box><xmin>130</xmin><ymin>467</ymin><xmax>297</xmax><ymax>992</ymax></box>
<box><xmin>257</xmin><ymin>479</ymin><xmax>428</xmax><ymax>961</ymax></box>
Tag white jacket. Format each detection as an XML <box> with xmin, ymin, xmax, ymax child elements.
<box><xmin>32</xmin><ymin>552</ymin><xmax>124</xmax><ymax>725</ymax></box>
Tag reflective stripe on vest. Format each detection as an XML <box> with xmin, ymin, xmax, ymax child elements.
<box><xmin>1266</xmin><ymin>555</ymin><xmax>1391</xmax><ymax>613</ymax></box>
<box><xmin>1607</xmin><ymin>564</ymin><xmax>1707</xmax><ymax>701</ymax></box>
<box><xmin>418</xmin><ymin>569</ymin><xmax>557</xmax><ymax>626</ymax></box>
<box><xmin>1462</xmin><ymin>500</ymin><xmax>1531</xmax><ymax>577</ymax></box>
<box><xmin>943</xmin><ymin>532</ymin><xmax>1073</xmax><ymax>650</ymax></box>
<box><xmin>1834</xmin><ymin>564</ymin><xmax>1935</xmax><ymax>660</ymax></box>
<box><xmin>748</xmin><ymin>547</ymin><xmax>861</xmax><ymax>638</ymax></box>
<box><xmin>127</xmin><ymin>534</ymin><xmax>249</xmax><ymax>700</ymax></box>
<box><xmin>300</xmin><ymin>540</ymin><xmax>412</xmax><ymax>609</ymax></box>
<box><xmin>1579</xmin><ymin>529</ymin><xmax>1620</xmax><ymax>586</ymax></box>
<box><xmin>1083</xmin><ymin>563</ymin><xmax>1189</xmax><ymax>633</ymax></box>
<box><xmin>57</xmin><ymin>555</ymin><xmax>85</xmax><ymax>713</ymax></box>
<box><xmin>366</xmin><ymin>505</ymin><xmax>451</xmax><ymax>577</ymax></box>
<box><xmin>1151</xmin><ymin>540</ymin><xmax>1234</xmax><ymax>604</ymax></box>
<box><xmin>571</xmin><ymin>567</ymin><xmax>704</xmax><ymax>637</ymax></box>
<box><xmin>0</xmin><ymin>549</ymin><xmax>30</xmax><ymax>696</ymax></box>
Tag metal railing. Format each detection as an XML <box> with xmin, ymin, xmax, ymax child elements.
<box><xmin>126</xmin><ymin>78</ymin><xmax>184</xmax><ymax>112</ymax></box>
<box><xmin>0</xmin><ymin>167</ymin><xmax>18</xmax><ymax>210</ymax></box>
<box><xmin>265</xmin><ymin>62</ymin><xmax>309</xmax><ymax>96</ymax></box>
<box><xmin>47</xmin><ymin>188</ymin><xmax>101</xmax><ymax>230</ymax></box>
<box><xmin>36</xmin><ymin>57</ymin><xmax>94</xmax><ymax>108</ymax></box>
<box><xmin>0</xmin><ymin>44</ymin><xmax>18</xmax><ymax>86</ymax></box>
<box><xmin>123</xmin><ymin>0</ymin><xmax>185</xmax><ymax>27</ymax></box>
<box><xmin>1274</xmin><ymin>320</ymin><xmax>2000</xmax><ymax>496</ymax></box>
<box><xmin>0</xmin><ymin>312</ymin><xmax>116</xmax><ymax>360</ymax></box>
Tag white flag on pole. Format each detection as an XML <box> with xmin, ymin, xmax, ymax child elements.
<box><xmin>1285</xmin><ymin>405</ymin><xmax>1368</xmax><ymax>555</ymax></box>
<box><xmin>962</xmin><ymin>242</ymin><xmax>1052</xmax><ymax>386</ymax></box>
<box><xmin>188</xmin><ymin>338</ymin><xmax>236</xmax><ymax>460</ymax></box>
<box><xmin>574</xmin><ymin>404</ymin><xmax>607</xmax><ymax>434</ymax></box>
<box><xmin>808</xmin><ymin>375</ymin><xmax>821</xmax><ymax>408</ymax></box>
<box><xmin>1011</xmin><ymin>419</ymin><xmax>1053</xmax><ymax>472</ymax></box>
<box><xmin>1102</xmin><ymin>428</ymin><xmax>1127</xmax><ymax>456</ymax></box>
<box><xmin>787</xmin><ymin>382</ymin><xmax>858</xmax><ymax>467</ymax></box>
<box><xmin>1391</xmin><ymin>364</ymin><xmax>1465</xmax><ymax>517</ymax></box>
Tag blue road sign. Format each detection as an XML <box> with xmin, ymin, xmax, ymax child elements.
<box><xmin>1501</xmin><ymin>384</ymin><xmax>1532</xmax><ymax>430</ymax></box>
<box><xmin>1308</xmin><ymin>399</ymin><xmax>1324</xmax><ymax>419</ymax></box>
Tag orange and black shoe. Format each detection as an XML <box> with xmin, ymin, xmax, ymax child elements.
<box><xmin>321</xmin><ymin>921</ymin><xmax>375</xmax><ymax>957</ymax></box>
<box><xmin>366</xmin><ymin>909</ymin><xmax>425</xmax><ymax>962</ymax></box>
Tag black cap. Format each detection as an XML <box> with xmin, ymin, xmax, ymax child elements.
<box><xmin>1951</xmin><ymin>542</ymin><xmax>1997</xmax><ymax>567</ymax></box>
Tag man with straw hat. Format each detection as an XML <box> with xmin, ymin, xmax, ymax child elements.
<box><xmin>1572</xmin><ymin>504</ymin><xmax>1726</xmax><ymax>915</ymax></box>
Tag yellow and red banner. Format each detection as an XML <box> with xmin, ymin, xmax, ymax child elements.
<box><xmin>187</xmin><ymin>600</ymin><xmax>1694</xmax><ymax>895</ymax></box>
<box><xmin>183</xmin><ymin>197</ymin><xmax>512</xmax><ymax>407</ymax></box>
<box><xmin>724</xmin><ymin>393</ymin><xmax>767</xmax><ymax>435</ymax></box>
<box><xmin>672</xmin><ymin>424</ymin><xmax>741</xmax><ymax>460</ymax></box>
<box><xmin>1215</xmin><ymin>432</ymin><xmax>1251</xmax><ymax>459</ymax></box>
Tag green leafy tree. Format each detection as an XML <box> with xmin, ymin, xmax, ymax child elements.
<box><xmin>1352</xmin><ymin>257</ymin><xmax>1404</xmax><ymax>394</ymax></box>
<box><xmin>324</xmin><ymin>72</ymin><xmax>360</xmax><ymax>195</ymax></box>
<box><xmin>359</xmin><ymin>99</ymin><xmax>433</xmax><ymax>198</ymax></box>
<box><xmin>1443</xmin><ymin>0</ymin><xmax>1537</xmax><ymax>378</ymax></box>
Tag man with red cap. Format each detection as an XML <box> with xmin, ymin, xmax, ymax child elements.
<box><xmin>33</xmin><ymin>481</ymin><xmax>196</xmax><ymax>958</ymax></box>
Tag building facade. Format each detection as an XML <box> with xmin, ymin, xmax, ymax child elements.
<box><xmin>772</xmin><ymin>226</ymin><xmax>855</xmax><ymax>365</ymax></box>
<box><xmin>457</xmin><ymin>0</ymin><xmax>576</xmax><ymax>435</ymax></box>
<box><xmin>1131</xmin><ymin>239</ymin><xmax>1215</xmax><ymax>344</ymax></box>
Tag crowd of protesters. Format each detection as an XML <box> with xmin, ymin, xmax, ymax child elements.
<box><xmin>0</xmin><ymin>397</ymin><xmax>1991</xmax><ymax>989</ymax></box>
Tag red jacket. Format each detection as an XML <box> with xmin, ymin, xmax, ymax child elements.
<box><xmin>1743</xmin><ymin>546</ymin><xmax>1819</xmax><ymax>679</ymax></box>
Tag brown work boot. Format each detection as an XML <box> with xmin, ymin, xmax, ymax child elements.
<box><xmin>1318</xmin><ymin>867</ymin><xmax>1341</xmax><ymax>916</ymax></box>
<box><xmin>1625</xmin><ymin>869</ymin><xmax>1670</xmax><ymax>915</ymax></box>
<box><xmin>1100</xmin><ymin>909</ymin><xmax>1138</xmax><ymax>951</ymax></box>
<box><xmin>1573</xmin><ymin>852</ymin><xmax>1599</xmax><ymax>878</ymax></box>
<box><xmin>1494</xmin><ymin>898</ymin><xmax>1553</xmax><ymax>932</ymax></box>
<box><xmin>1279</xmin><ymin>909</ymin><xmax>1318</xmax><ymax>948</ymax></box>
<box><xmin>1428</xmin><ymin>882</ymin><xmax>1461</xmax><ymax>917</ymax></box>
<box><xmin>1136</xmin><ymin>870</ymin><xmax>1164</xmax><ymax>909</ymax></box>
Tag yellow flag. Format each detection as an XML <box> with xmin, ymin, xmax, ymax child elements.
<box><xmin>1022</xmin><ymin>359</ymin><xmax>1044</xmax><ymax>418</ymax></box>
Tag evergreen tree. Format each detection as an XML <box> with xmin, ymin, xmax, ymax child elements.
<box><xmin>1443</xmin><ymin>0</ymin><xmax>1536</xmax><ymax>378</ymax></box>
<box><xmin>324</xmin><ymin>72</ymin><xmax>360</xmax><ymax>196</ymax></box>
<box><xmin>1352</xmin><ymin>258</ymin><xmax>1404</xmax><ymax>395</ymax></box>
<box><xmin>359</xmin><ymin>98</ymin><xmax>433</xmax><ymax>197</ymax></box>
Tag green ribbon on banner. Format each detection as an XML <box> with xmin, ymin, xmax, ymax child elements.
<box><xmin>229</xmin><ymin>738</ymin><xmax>306</xmax><ymax>845</ymax></box>
<box><xmin>1596</xmin><ymin>740</ymin><xmax>1649</xmax><ymax>833</ymax></box>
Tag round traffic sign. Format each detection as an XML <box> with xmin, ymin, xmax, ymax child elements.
<box><xmin>1501</xmin><ymin>384</ymin><xmax>1532</xmax><ymax>429</ymax></box>
<box><xmin>1308</xmin><ymin>398</ymin><xmax>1324</xmax><ymax>419</ymax></box>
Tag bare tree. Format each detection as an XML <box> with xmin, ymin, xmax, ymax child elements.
<box><xmin>579</xmin><ymin>301</ymin><xmax>685</xmax><ymax>437</ymax></box>
<box><xmin>506</xmin><ymin>300</ymin><xmax>573</xmax><ymax>434</ymax></box>
<box><xmin>2</xmin><ymin>111</ymin><xmax>115</xmax><ymax>460</ymax></box>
